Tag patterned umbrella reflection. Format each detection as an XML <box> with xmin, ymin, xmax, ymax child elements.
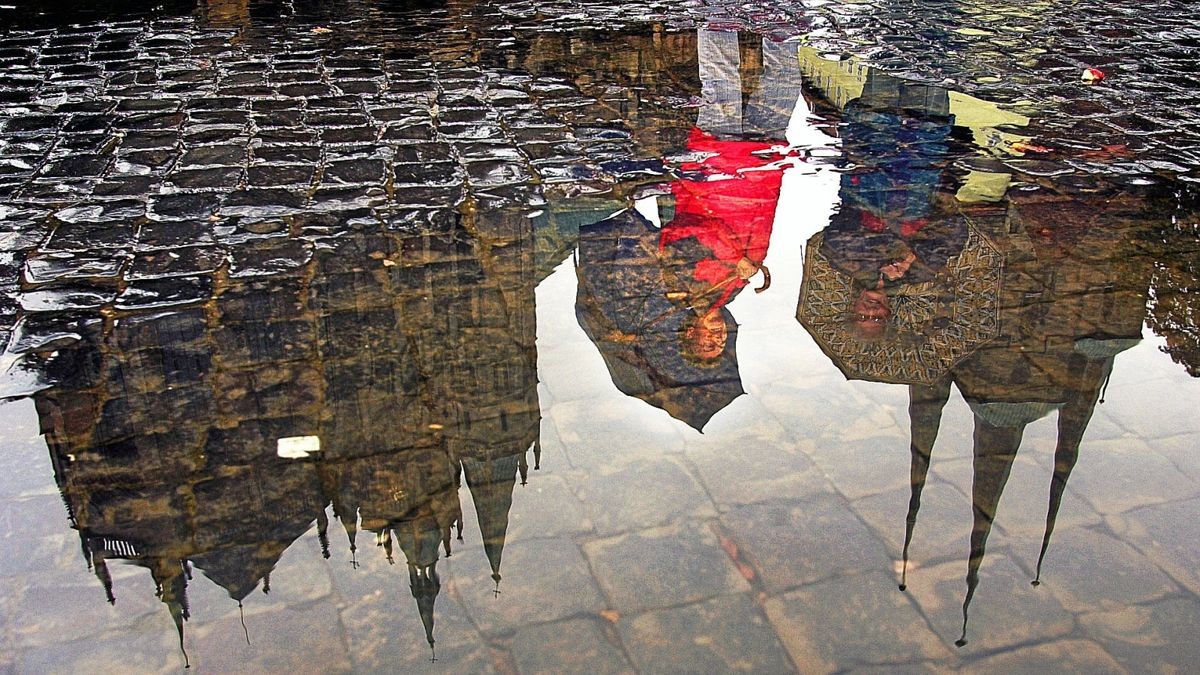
<box><xmin>798</xmin><ymin>222</ymin><xmax>1004</xmax><ymax>385</ymax></box>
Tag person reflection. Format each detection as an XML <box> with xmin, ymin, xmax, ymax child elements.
<box><xmin>818</xmin><ymin>71</ymin><xmax>966</xmax><ymax>341</ymax></box>
<box><xmin>655</xmin><ymin>28</ymin><xmax>804</xmax><ymax>361</ymax></box>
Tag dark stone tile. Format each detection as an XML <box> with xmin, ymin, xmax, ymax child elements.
<box><xmin>220</xmin><ymin>188</ymin><xmax>308</xmax><ymax>217</ymax></box>
<box><xmin>38</xmin><ymin>154</ymin><xmax>111</xmax><ymax>178</ymax></box>
<box><xmin>394</xmin><ymin>161</ymin><xmax>460</xmax><ymax>185</ymax></box>
<box><xmin>167</xmin><ymin>166</ymin><xmax>242</xmax><ymax>191</ymax></box>
<box><xmin>23</xmin><ymin>252</ymin><xmax>129</xmax><ymax>284</ymax></box>
<box><xmin>43</xmin><ymin>221</ymin><xmax>136</xmax><ymax>252</ymax></box>
<box><xmin>246</xmin><ymin>163</ymin><xmax>314</xmax><ymax>187</ymax></box>
<box><xmin>319</xmin><ymin>126</ymin><xmax>378</xmax><ymax>144</ymax></box>
<box><xmin>323</xmin><ymin>158</ymin><xmax>387</xmax><ymax>185</ymax></box>
<box><xmin>178</xmin><ymin>144</ymin><xmax>244</xmax><ymax>167</ymax></box>
<box><xmin>114</xmin><ymin>274</ymin><xmax>214</xmax><ymax>310</ymax></box>
<box><xmin>251</xmin><ymin>144</ymin><xmax>321</xmax><ymax>164</ymax></box>
<box><xmin>228</xmin><ymin>238</ymin><xmax>313</xmax><ymax>278</ymax></box>
<box><xmin>128</xmin><ymin>246</ymin><xmax>227</xmax><ymax>279</ymax></box>
<box><xmin>382</xmin><ymin>123</ymin><xmax>436</xmax><ymax>142</ymax></box>
<box><xmin>137</xmin><ymin>220</ymin><xmax>216</xmax><ymax>249</ymax></box>
<box><xmin>211</xmin><ymin>319</ymin><xmax>316</xmax><ymax>366</ymax></box>
<box><xmin>19</xmin><ymin>284</ymin><xmax>116</xmax><ymax>312</ymax></box>
<box><xmin>146</xmin><ymin>192</ymin><xmax>222</xmax><ymax>220</ymax></box>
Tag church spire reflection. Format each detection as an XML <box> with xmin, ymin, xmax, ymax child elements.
<box><xmin>32</xmin><ymin>205</ymin><xmax>545</xmax><ymax>663</ymax></box>
<box><xmin>796</xmin><ymin>50</ymin><xmax>1167</xmax><ymax>647</ymax></box>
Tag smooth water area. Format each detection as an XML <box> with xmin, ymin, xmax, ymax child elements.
<box><xmin>2</xmin><ymin>0</ymin><xmax>1200</xmax><ymax>672</ymax></box>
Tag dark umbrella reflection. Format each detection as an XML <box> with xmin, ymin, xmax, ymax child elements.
<box><xmin>575</xmin><ymin>210</ymin><xmax>744</xmax><ymax>431</ymax></box>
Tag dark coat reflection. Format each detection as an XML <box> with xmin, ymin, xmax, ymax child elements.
<box><xmin>798</xmin><ymin>72</ymin><xmax>1002</xmax><ymax>385</ymax></box>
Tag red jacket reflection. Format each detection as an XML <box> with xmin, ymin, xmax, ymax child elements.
<box><xmin>660</xmin><ymin>127</ymin><xmax>785</xmax><ymax>310</ymax></box>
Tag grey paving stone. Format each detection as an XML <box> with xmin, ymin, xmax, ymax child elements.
<box><xmin>188</xmin><ymin>600</ymin><xmax>351</xmax><ymax>673</ymax></box>
<box><xmin>450</xmin><ymin>537</ymin><xmax>605</xmax><ymax>636</ymax></box>
<box><xmin>1066</xmin><ymin>439</ymin><xmax>1200</xmax><ymax>515</ymax></box>
<box><xmin>1078</xmin><ymin>597</ymin><xmax>1200</xmax><ymax>674</ymax></box>
<box><xmin>1111</xmin><ymin>497</ymin><xmax>1200</xmax><ymax>595</ymax></box>
<box><xmin>764</xmin><ymin>571</ymin><xmax>953</xmax><ymax>673</ymax></box>
<box><xmin>619</xmin><ymin>594</ymin><xmax>792</xmax><ymax>674</ymax></box>
<box><xmin>583</xmin><ymin>520</ymin><xmax>748</xmax><ymax>614</ymax></box>
<box><xmin>959</xmin><ymin>639</ymin><xmax>1124</xmax><ymax>674</ymax></box>
<box><xmin>902</xmin><ymin>555</ymin><xmax>1075</xmax><ymax>653</ymax></box>
<box><xmin>1037</xmin><ymin>527</ymin><xmax>1179</xmax><ymax>613</ymax></box>
<box><xmin>719</xmin><ymin>496</ymin><xmax>890</xmax><ymax>593</ymax></box>
<box><xmin>513</xmin><ymin>617</ymin><xmax>633</xmax><ymax>675</ymax></box>
<box><xmin>573</xmin><ymin>456</ymin><xmax>716</xmax><ymax>536</ymax></box>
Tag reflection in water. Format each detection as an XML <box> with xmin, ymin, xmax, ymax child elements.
<box><xmin>798</xmin><ymin>69</ymin><xmax>1004</xmax><ymax>385</ymax></box>
<box><xmin>0</xmin><ymin>2</ymin><xmax>1199</xmax><ymax>670</ymax></box>
<box><xmin>797</xmin><ymin>56</ymin><xmax>1166</xmax><ymax>648</ymax></box>
<box><xmin>574</xmin><ymin>28</ymin><xmax>801</xmax><ymax>430</ymax></box>
<box><xmin>34</xmin><ymin>207</ymin><xmax>542</xmax><ymax>665</ymax></box>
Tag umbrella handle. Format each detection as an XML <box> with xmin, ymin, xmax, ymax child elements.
<box><xmin>754</xmin><ymin>264</ymin><xmax>771</xmax><ymax>294</ymax></box>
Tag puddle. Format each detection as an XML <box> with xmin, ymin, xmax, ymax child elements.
<box><xmin>1</xmin><ymin>0</ymin><xmax>1199</xmax><ymax>672</ymax></box>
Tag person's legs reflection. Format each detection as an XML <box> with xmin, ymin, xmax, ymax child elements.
<box><xmin>697</xmin><ymin>29</ymin><xmax>744</xmax><ymax>136</ymax></box>
<box><xmin>745</xmin><ymin>38</ymin><xmax>803</xmax><ymax>140</ymax></box>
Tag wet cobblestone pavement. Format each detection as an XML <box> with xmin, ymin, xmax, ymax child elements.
<box><xmin>2</xmin><ymin>0</ymin><xmax>1200</xmax><ymax>673</ymax></box>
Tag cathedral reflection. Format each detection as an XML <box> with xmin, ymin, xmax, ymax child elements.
<box><xmin>797</xmin><ymin>51</ymin><xmax>1167</xmax><ymax>647</ymax></box>
<box><xmin>6</xmin><ymin>19</ymin><xmax>1199</xmax><ymax>667</ymax></box>
<box><xmin>34</xmin><ymin>206</ymin><xmax>542</xmax><ymax>664</ymax></box>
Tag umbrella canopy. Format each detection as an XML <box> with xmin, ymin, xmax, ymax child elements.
<box><xmin>576</xmin><ymin>210</ymin><xmax>744</xmax><ymax>431</ymax></box>
<box><xmin>797</xmin><ymin>222</ymin><xmax>1004</xmax><ymax>385</ymax></box>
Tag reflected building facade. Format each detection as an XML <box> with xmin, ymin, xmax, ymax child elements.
<box><xmin>796</xmin><ymin>54</ymin><xmax>1171</xmax><ymax>647</ymax></box>
<box><xmin>33</xmin><ymin>205</ymin><xmax>543</xmax><ymax>661</ymax></box>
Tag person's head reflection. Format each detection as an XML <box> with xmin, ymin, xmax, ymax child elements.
<box><xmin>681</xmin><ymin>306</ymin><xmax>729</xmax><ymax>365</ymax></box>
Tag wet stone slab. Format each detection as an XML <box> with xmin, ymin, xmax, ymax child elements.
<box><xmin>127</xmin><ymin>246</ymin><xmax>226</xmax><ymax>280</ymax></box>
<box><xmin>902</xmin><ymin>555</ymin><xmax>1075</xmax><ymax>653</ymax></box>
<box><xmin>618</xmin><ymin>594</ymin><xmax>793</xmax><ymax>675</ymax></box>
<box><xmin>114</xmin><ymin>275</ymin><xmax>214</xmax><ymax>311</ymax></box>
<box><xmin>450</xmin><ymin>537</ymin><xmax>606</xmax><ymax>637</ymax></box>
<box><xmin>763</xmin><ymin>571</ymin><xmax>953</xmax><ymax>673</ymax></box>
<box><xmin>511</xmin><ymin>617</ymin><xmax>634</xmax><ymax>675</ymax></box>
<box><xmin>23</xmin><ymin>252</ymin><xmax>129</xmax><ymax>284</ymax></box>
<box><xmin>1036</xmin><ymin>527</ymin><xmax>1179</xmax><ymax>613</ymax></box>
<box><xmin>583</xmin><ymin>520</ymin><xmax>749</xmax><ymax>614</ymax></box>
<box><xmin>719</xmin><ymin>497</ymin><xmax>890</xmax><ymax>594</ymax></box>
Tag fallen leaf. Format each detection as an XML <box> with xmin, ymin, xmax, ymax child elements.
<box><xmin>1011</xmin><ymin>141</ymin><xmax>1052</xmax><ymax>154</ymax></box>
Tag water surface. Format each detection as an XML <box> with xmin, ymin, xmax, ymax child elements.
<box><xmin>2</xmin><ymin>1</ymin><xmax>1199</xmax><ymax>672</ymax></box>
